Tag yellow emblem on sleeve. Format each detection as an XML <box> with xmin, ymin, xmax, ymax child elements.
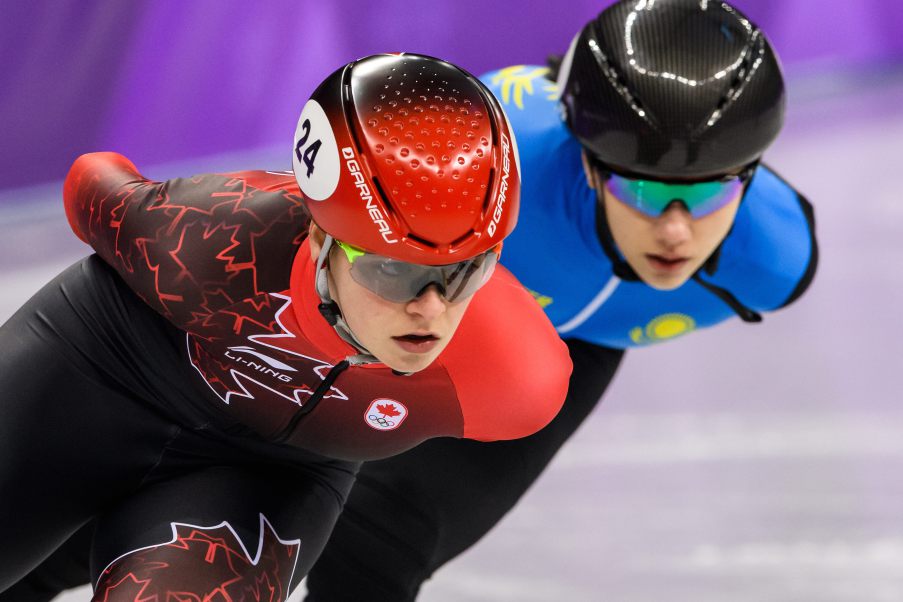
<box><xmin>629</xmin><ymin>313</ymin><xmax>696</xmax><ymax>344</ymax></box>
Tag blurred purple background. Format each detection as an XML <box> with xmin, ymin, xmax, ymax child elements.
<box><xmin>2</xmin><ymin>0</ymin><xmax>903</xmax><ymax>191</ymax></box>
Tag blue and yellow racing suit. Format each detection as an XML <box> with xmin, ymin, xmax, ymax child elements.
<box><xmin>489</xmin><ymin>64</ymin><xmax>816</xmax><ymax>349</ymax></box>
<box><xmin>302</xmin><ymin>65</ymin><xmax>818</xmax><ymax>602</ymax></box>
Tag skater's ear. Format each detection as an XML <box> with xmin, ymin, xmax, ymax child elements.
<box><xmin>308</xmin><ymin>221</ymin><xmax>327</xmax><ymax>259</ymax></box>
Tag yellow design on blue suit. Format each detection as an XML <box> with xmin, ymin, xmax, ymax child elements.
<box><xmin>482</xmin><ymin>65</ymin><xmax>818</xmax><ymax>349</ymax></box>
<box><xmin>527</xmin><ymin>288</ymin><xmax>554</xmax><ymax>309</ymax></box>
<box><xmin>490</xmin><ymin>66</ymin><xmax>558</xmax><ymax>109</ymax></box>
<box><xmin>629</xmin><ymin>313</ymin><xmax>697</xmax><ymax>345</ymax></box>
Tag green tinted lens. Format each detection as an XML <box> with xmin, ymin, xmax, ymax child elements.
<box><xmin>605</xmin><ymin>174</ymin><xmax>744</xmax><ymax>218</ymax></box>
<box><xmin>341</xmin><ymin>246</ymin><xmax>498</xmax><ymax>303</ymax></box>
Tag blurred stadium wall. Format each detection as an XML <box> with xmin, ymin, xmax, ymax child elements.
<box><xmin>2</xmin><ymin>0</ymin><xmax>901</xmax><ymax>191</ymax></box>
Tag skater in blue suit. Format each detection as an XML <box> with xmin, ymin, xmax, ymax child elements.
<box><xmin>303</xmin><ymin>2</ymin><xmax>817</xmax><ymax>599</ymax></box>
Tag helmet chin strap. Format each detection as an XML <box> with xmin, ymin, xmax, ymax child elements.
<box><xmin>314</xmin><ymin>235</ymin><xmax>380</xmax><ymax>366</ymax></box>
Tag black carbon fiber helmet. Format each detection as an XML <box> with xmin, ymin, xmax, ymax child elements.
<box><xmin>558</xmin><ymin>0</ymin><xmax>785</xmax><ymax>180</ymax></box>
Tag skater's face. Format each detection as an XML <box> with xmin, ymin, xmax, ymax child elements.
<box><xmin>584</xmin><ymin>153</ymin><xmax>744</xmax><ymax>290</ymax></box>
<box><xmin>309</xmin><ymin>224</ymin><xmax>474</xmax><ymax>373</ymax></box>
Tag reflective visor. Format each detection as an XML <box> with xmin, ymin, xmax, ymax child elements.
<box><xmin>603</xmin><ymin>168</ymin><xmax>752</xmax><ymax>218</ymax></box>
<box><xmin>335</xmin><ymin>240</ymin><xmax>499</xmax><ymax>303</ymax></box>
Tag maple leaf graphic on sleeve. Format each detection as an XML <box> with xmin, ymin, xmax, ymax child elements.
<box><xmin>377</xmin><ymin>403</ymin><xmax>401</xmax><ymax>418</ymax></box>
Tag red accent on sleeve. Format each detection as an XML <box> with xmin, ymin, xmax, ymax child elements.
<box><xmin>438</xmin><ymin>265</ymin><xmax>572</xmax><ymax>441</ymax></box>
<box><xmin>63</xmin><ymin>152</ymin><xmax>144</xmax><ymax>243</ymax></box>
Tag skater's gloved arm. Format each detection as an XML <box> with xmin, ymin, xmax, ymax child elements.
<box><xmin>62</xmin><ymin>152</ymin><xmax>308</xmax><ymax>330</ymax></box>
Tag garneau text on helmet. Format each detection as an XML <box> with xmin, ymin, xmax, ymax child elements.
<box><xmin>487</xmin><ymin>134</ymin><xmax>511</xmax><ymax>237</ymax></box>
<box><xmin>341</xmin><ymin>147</ymin><xmax>398</xmax><ymax>244</ymax></box>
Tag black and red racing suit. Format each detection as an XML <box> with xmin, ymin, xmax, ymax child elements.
<box><xmin>0</xmin><ymin>152</ymin><xmax>571</xmax><ymax>601</ymax></box>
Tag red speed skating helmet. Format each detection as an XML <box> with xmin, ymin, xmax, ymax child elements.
<box><xmin>292</xmin><ymin>53</ymin><xmax>520</xmax><ymax>265</ymax></box>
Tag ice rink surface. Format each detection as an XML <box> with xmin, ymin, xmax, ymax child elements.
<box><xmin>2</xmin><ymin>70</ymin><xmax>900</xmax><ymax>601</ymax></box>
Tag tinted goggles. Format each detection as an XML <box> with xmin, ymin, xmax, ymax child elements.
<box><xmin>334</xmin><ymin>240</ymin><xmax>500</xmax><ymax>303</ymax></box>
<box><xmin>602</xmin><ymin>164</ymin><xmax>755</xmax><ymax>218</ymax></box>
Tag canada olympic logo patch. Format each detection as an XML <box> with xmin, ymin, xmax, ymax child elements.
<box><xmin>365</xmin><ymin>398</ymin><xmax>408</xmax><ymax>431</ymax></box>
